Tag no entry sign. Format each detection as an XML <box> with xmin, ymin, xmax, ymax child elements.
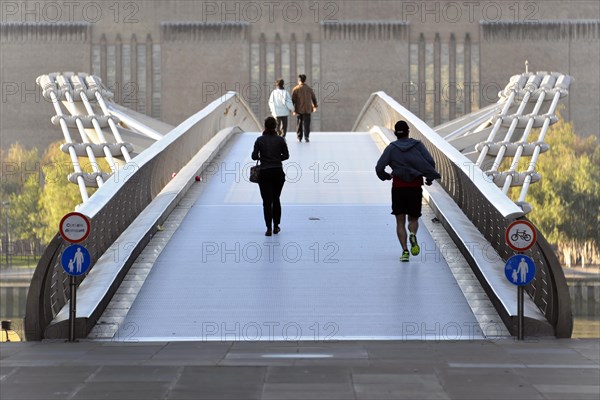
<box><xmin>59</xmin><ymin>212</ymin><xmax>91</xmax><ymax>243</ymax></box>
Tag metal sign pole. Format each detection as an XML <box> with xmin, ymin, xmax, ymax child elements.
<box><xmin>505</xmin><ymin>221</ymin><xmax>537</xmax><ymax>342</ymax></box>
<box><xmin>517</xmin><ymin>286</ymin><xmax>524</xmax><ymax>340</ymax></box>
<box><xmin>69</xmin><ymin>275</ymin><xmax>77</xmax><ymax>342</ymax></box>
<box><xmin>59</xmin><ymin>212</ymin><xmax>91</xmax><ymax>343</ymax></box>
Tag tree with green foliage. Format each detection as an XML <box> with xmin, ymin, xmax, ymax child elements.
<box><xmin>1</xmin><ymin>144</ymin><xmax>44</xmax><ymax>258</ymax></box>
<box><xmin>7</xmin><ymin>175</ymin><xmax>43</xmax><ymax>244</ymax></box>
<box><xmin>524</xmin><ymin>117</ymin><xmax>600</xmax><ymax>267</ymax></box>
<box><xmin>1</xmin><ymin>143</ymin><xmax>40</xmax><ymax>197</ymax></box>
<box><xmin>36</xmin><ymin>142</ymin><xmax>84</xmax><ymax>244</ymax></box>
<box><xmin>2</xmin><ymin>139</ymin><xmax>111</xmax><ymax>249</ymax></box>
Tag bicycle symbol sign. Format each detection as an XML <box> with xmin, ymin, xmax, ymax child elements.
<box><xmin>506</xmin><ymin>220</ymin><xmax>537</xmax><ymax>252</ymax></box>
<box><xmin>511</xmin><ymin>230</ymin><xmax>532</xmax><ymax>242</ymax></box>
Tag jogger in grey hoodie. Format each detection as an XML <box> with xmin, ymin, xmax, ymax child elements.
<box><xmin>376</xmin><ymin>121</ymin><xmax>441</xmax><ymax>262</ymax></box>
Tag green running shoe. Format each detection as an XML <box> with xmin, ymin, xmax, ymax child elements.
<box><xmin>409</xmin><ymin>233</ymin><xmax>420</xmax><ymax>256</ymax></box>
<box><xmin>400</xmin><ymin>250</ymin><xmax>410</xmax><ymax>262</ymax></box>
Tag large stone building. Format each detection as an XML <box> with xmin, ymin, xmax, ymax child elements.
<box><xmin>1</xmin><ymin>0</ymin><xmax>599</xmax><ymax>153</ymax></box>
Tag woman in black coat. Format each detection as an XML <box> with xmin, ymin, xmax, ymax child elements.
<box><xmin>252</xmin><ymin>117</ymin><xmax>290</xmax><ymax>236</ymax></box>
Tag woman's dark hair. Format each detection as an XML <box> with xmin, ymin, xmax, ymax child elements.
<box><xmin>264</xmin><ymin>116</ymin><xmax>277</xmax><ymax>133</ymax></box>
<box><xmin>298</xmin><ymin>74</ymin><xmax>306</xmax><ymax>83</ymax></box>
<box><xmin>276</xmin><ymin>79</ymin><xmax>284</xmax><ymax>89</ymax></box>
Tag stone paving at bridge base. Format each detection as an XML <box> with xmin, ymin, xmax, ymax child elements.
<box><xmin>1</xmin><ymin>339</ymin><xmax>598</xmax><ymax>399</ymax></box>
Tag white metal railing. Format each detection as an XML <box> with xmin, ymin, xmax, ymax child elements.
<box><xmin>353</xmin><ymin>90</ymin><xmax>524</xmax><ymax>220</ymax></box>
<box><xmin>36</xmin><ymin>72</ymin><xmax>167</xmax><ymax>203</ymax></box>
<box><xmin>443</xmin><ymin>71</ymin><xmax>572</xmax><ymax>213</ymax></box>
<box><xmin>25</xmin><ymin>90</ymin><xmax>261</xmax><ymax>340</ymax></box>
<box><xmin>352</xmin><ymin>90</ymin><xmax>572</xmax><ymax>338</ymax></box>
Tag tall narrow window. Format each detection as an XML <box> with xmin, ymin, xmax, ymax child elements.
<box><xmin>425</xmin><ymin>42</ymin><xmax>434</xmax><ymax>126</ymax></box>
<box><xmin>91</xmin><ymin>45</ymin><xmax>101</xmax><ymax>76</ymax></box>
<box><xmin>441</xmin><ymin>43</ymin><xmax>449</xmax><ymax>124</ymax></box>
<box><xmin>311</xmin><ymin>43</ymin><xmax>321</xmax><ymax>131</ymax></box>
<box><xmin>311</xmin><ymin>43</ymin><xmax>320</xmax><ymax>87</ymax></box>
<box><xmin>471</xmin><ymin>44</ymin><xmax>480</xmax><ymax>112</ymax></box>
<box><xmin>296</xmin><ymin>43</ymin><xmax>305</xmax><ymax>78</ymax></box>
<box><xmin>281</xmin><ymin>43</ymin><xmax>290</xmax><ymax>87</ymax></box>
<box><xmin>409</xmin><ymin>43</ymin><xmax>419</xmax><ymax>115</ymax></box>
<box><xmin>266</xmin><ymin>43</ymin><xmax>275</xmax><ymax>89</ymax></box>
<box><xmin>250</xmin><ymin>43</ymin><xmax>260</xmax><ymax>117</ymax></box>
<box><xmin>121</xmin><ymin>44</ymin><xmax>132</xmax><ymax>108</ymax></box>
<box><xmin>107</xmin><ymin>45</ymin><xmax>116</xmax><ymax>91</ymax></box>
<box><xmin>456</xmin><ymin>42</ymin><xmax>464</xmax><ymax>116</ymax></box>
<box><xmin>122</xmin><ymin>45</ymin><xmax>131</xmax><ymax>84</ymax></box>
<box><xmin>152</xmin><ymin>44</ymin><xmax>161</xmax><ymax>119</ymax></box>
<box><xmin>137</xmin><ymin>44</ymin><xmax>146</xmax><ymax>114</ymax></box>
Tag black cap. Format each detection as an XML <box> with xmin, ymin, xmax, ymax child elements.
<box><xmin>394</xmin><ymin>121</ymin><xmax>409</xmax><ymax>134</ymax></box>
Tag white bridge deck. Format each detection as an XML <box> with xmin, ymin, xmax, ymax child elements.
<box><xmin>115</xmin><ymin>132</ymin><xmax>486</xmax><ymax>341</ymax></box>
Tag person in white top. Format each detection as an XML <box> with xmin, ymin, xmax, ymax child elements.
<box><xmin>268</xmin><ymin>79</ymin><xmax>294</xmax><ymax>137</ymax></box>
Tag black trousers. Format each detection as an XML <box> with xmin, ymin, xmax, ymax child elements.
<box><xmin>276</xmin><ymin>116</ymin><xmax>288</xmax><ymax>137</ymax></box>
<box><xmin>296</xmin><ymin>113</ymin><xmax>311</xmax><ymax>140</ymax></box>
<box><xmin>258</xmin><ymin>167</ymin><xmax>286</xmax><ymax>228</ymax></box>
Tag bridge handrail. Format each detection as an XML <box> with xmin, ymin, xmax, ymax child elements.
<box><xmin>353</xmin><ymin>91</ymin><xmax>573</xmax><ymax>338</ymax></box>
<box><xmin>354</xmin><ymin>92</ymin><xmax>524</xmax><ymax>219</ymax></box>
<box><xmin>25</xmin><ymin>92</ymin><xmax>261</xmax><ymax>340</ymax></box>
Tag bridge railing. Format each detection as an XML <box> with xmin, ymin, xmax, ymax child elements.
<box><xmin>353</xmin><ymin>91</ymin><xmax>573</xmax><ymax>338</ymax></box>
<box><xmin>25</xmin><ymin>92</ymin><xmax>261</xmax><ymax>340</ymax></box>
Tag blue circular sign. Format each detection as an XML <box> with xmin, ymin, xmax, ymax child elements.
<box><xmin>504</xmin><ymin>255</ymin><xmax>536</xmax><ymax>286</ymax></box>
<box><xmin>61</xmin><ymin>245</ymin><xmax>91</xmax><ymax>276</ymax></box>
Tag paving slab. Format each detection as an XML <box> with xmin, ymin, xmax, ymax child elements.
<box><xmin>1</xmin><ymin>339</ymin><xmax>599</xmax><ymax>399</ymax></box>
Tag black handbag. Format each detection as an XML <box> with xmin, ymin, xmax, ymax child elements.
<box><xmin>249</xmin><ymin>161</ymin><xmax>261</xmax><ymax>183</ymax></box>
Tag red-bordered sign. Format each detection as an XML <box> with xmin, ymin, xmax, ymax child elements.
<box><xmin>505</xmin><ymin>220</ymin><xmax>537</xmax><ymax>252</ymax></box>
<box><xmin>59</xmin><ymin>212</ymin><xmax>91</xmax><ymax>243</ymax></box>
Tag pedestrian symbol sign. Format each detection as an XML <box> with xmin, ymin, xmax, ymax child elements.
<box><xmin>504</xmin><ymin>255</ymin><xmax>536</xmax><ymax>286</ymax></box>
<box><xmin>61</xmin><ymin>245</ymin><xmax>91</xmax><ymax>276</ymax></box>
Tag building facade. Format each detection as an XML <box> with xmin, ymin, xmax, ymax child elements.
<box><xmin>1</xmin><ymin>0</ymin><xmax>599</xmax><ymax>152</ymax></box>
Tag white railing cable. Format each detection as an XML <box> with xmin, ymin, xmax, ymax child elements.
<box><xmin>37</xmin><ymin>75</ymin><xmax>89</xmax><ymax>201</ymax></box>
<box><xmin>455</xmin><ymin>71</ymin><xmax>572</xmax><ymax>211</ymax></box>
<box><xmin>56</xmin><ymin>75</ymin><xmax>105</xmax><ymax>188</ymax></box>
<box><xmin>489</xmin><ymin>76</ymin><xmax>537</xmax><ymax>173</ymax></box>
<box><xmin>518</xmin><ymin>86</ymin><xmax>563</xmax><ymax>202</ymax></box>
<box><xmin>84</xmin><ymin>76</ymin><xmax>133</xmax><ymax>162</ymax></box>
<box><xmin>70</xmin><ymin>74</ymin><xmax>118</xmax><ymax>174</ymax></box>
<box><xmin>442</xmin><ymin>105</ymin><xmax>501</xmax><ymax>141</ymax></box>
<box><xmin>501</xmin><ymin>78</ymin><xmax>550</xmax><ymax>193</ymax></box>
<box><xmin>475</xmin><ymin>87</ymin><xmax>517</xmax><ymax>167</ymax></box>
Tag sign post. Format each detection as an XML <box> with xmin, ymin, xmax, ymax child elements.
<box><xmin>518</xmin><ymin>285</ymin><xmax>524</xmax><ymax>340</ymax></box>
<box><xmin>504</xmin><ymin>255</ymin><xmax>536</xmax><ymax>340</ymax></box>
<box><xmin>505</xmin><ymin>220</ymin><xmax>537</xmax><ymax>340</ymax></box>
<box><xmin>69</xmin><ymin>275</ymin><xmax>76</xmax><ymax>342</ymax></box>
<box><xmin>59</xmin><ymin>212</ymin><xmax>91</xmax><ymax>342</ymax></box>
<box><xmin>61</xmin><ymin>244</ymin><xmax>91</xmax><ymax>341</ymax></box>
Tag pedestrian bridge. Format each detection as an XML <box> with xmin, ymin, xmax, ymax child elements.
<box><xmin>25</xmin><ymin>72</ymin><xmax>573</xmax><ymax>341</ymax></box>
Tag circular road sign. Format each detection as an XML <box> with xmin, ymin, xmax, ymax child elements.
<box><xmin>59</xmin><ymin>212</ymin><xmax>91</xmax><ymax>243</ymax></box>
<box><xmin>504</xmin><ymin>254</ymin><xmax>536</xmax><ymax>286</ymax></box>
<box><xmin>505</xmin><ymin>220</ymin><xmax>537</xmax><ymax>252</ymax></box>
<box><xmin>61</xmin><ymin>244</ymin><xmax>91</xmax><ymax>276</ymax></box>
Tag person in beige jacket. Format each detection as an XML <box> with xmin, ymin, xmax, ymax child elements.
<box><xmin>291</xmin><ymin>74</ymin><xmax>318</xmax><ymax>142</ymax></box>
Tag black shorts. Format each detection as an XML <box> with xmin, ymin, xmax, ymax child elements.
<box><xmin>391</xmin><ymin>187</ymin><xmax>423</xmax><ymax>217</ymax></box>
